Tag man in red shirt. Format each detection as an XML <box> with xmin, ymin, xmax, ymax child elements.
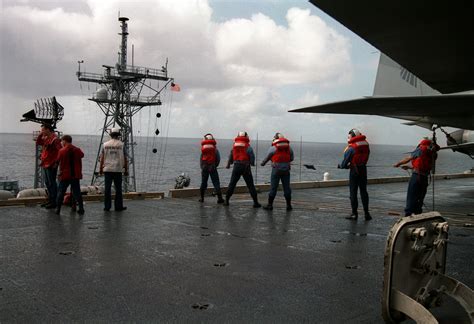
<box><xmin>35</xmin><ymin>124</ymin><xmax>62</xmax><ymax>208</ymax></box>
<box><xmin>55</xmin><ymin>135</ymin><xmax>85</xmax><ymax>215</ymax></box>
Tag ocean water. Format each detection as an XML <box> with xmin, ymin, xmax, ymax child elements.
<box><xmin>0</xmin><ymin>133</ymin><xmax>472</xmax><ymax>193</ymax></box>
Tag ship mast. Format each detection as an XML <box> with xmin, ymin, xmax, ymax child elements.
<box><xmin>77</xmin><ymin>17</ymin><xmax>174</xmax><ymax>192</ymax></box>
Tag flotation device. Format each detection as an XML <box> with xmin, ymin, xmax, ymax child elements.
<box><xmin>232</xmin><ymin>136</ymin><xmax>250</xmax><ymax>161</ymax></box>
<box><xmin>348</xmin><ymin>135</ymin><xmax>369</xmax><ymax>166</ymax></box>
<box><xmin>271</xmin><ymin>137</ymin><xmax>291</xmax><ymax>163</ymax></box>
<box><xmin>412</xmin><ymin>139</ymin><xmax>436</xmax><ymax>174</ymax></box>
<box><xmin>201</xmin><ymin>139</ymin><xmax>217</xmax><ymax>164</ymax></box>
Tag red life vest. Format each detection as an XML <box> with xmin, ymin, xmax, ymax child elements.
<box><xmin>348</xmin><ymin>135</ymin><xmax>370</xmax><ymax>166</ymax></box>
<box><xmin>232</xmin><ymin>136</ymin><xmax>250</xmax><ymax>161</ymax></box>
<box><xmin>201</xmin><ymin>139</ymin><xmax>217</xmax><ymax>164</ymax></box>
<box><xmin>412</xmin><ymin>139</ymin><xmax>436</xmax><ymax>174</ymax></box>
<box><xmin>271</xmin><ymin>137</ymin><xmax>291</xmax><ymax>163</ymax></box>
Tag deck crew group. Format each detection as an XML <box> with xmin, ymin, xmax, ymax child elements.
<box><xmin>35</xmin><ymin>123</ymin><xmax>439</xmax><ymax>219</ymax></box>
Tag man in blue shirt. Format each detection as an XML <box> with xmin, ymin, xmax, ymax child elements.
<box><xmin>338</xmin><ymin>129</ymin><xmax>371</xmax><ymax>221</ymax></box>
<box><xmin>394</xmin><ymin>138</ymin><xmax>439</xmax><ymax>216</ymax></box>
<box><xmin>261</xmin><ymin>133</ymin><xmax>294</xmax><ymax>211</ymax></box>
<box><xmin>224</xmin><ymin>132</ymin><xmax>261</xmax><ymax>208</ymax></box>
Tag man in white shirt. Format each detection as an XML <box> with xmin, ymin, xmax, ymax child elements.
<box><xmin>100</xmin><ymin>128</ymin><xmax>128</xmax><ymax>212</ymax></box>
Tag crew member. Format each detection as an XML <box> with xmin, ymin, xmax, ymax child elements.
<box><xmin>394</xmin><ymin>137</ymin><xmax>440</xmax><ymax>216</ymax></box>
<box><xmin>55</xmin><ymin>135</ymin><xmax>85</xmax><ymax>215</ymax></box>
<box><xmin>199</xmin><ymin>134</ymin><xmax>224</xmax><ymax>204</ymax></box>
<box><xmin>224</xmin><ymin>132</ymin><xmax>261</xmax><ymax>208</ymax></box>
<box><xmin>338</xmin><ymin>129</ymin><xmax>372</xmax><ymax>220</ymax></box>
<box><xmin>100</xmin><ymin>128</ymin><xmax>128</xmax><ymax>212</ymax></box>
<box><xmin>260</xmin><ymin>133</ymin><xmax>294</xmax><ymax>211</ymax></box>
<box><xmin>35</xmin><ymin>123</ymin><xmax>62</xmax><ymax>209</ymax></box>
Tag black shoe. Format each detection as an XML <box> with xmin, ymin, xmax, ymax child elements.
<box><xmin>364</xmin><ymin>212</ymin><xmax>372</xmax><ymax>221</ymax></box>
<box><xmin>103</xmin><ymin>208</ymin><xmax>110</xmax><ymax>212</ymax></box>
<box><xmin>116</xmin><ymin>207</ymin><xmax>127</xmax><ymax>212</ymax></box>
<box><xmin>77</xmin><ymin>209</ymin><xmax>85</xmax><ymax>215</ymax></box>
<box><xmin>345</xmin><ymin>214</ymin><xmax>358</xmax><ymax>220</ymax></box>
<box><xmin>45</xmin><ymin>204</ymin><xmax>57</xmax><ymax>209</ymax></box>
<box><xmin>286</xmin><ymin>205</ymin><xmax>293</xmax><ymax>211</ymax></box>
<box><xmin>263</xmin><ymin>204</ymin><xmax>273</xmax><ymax>210</ymax></box>
<box><xmin>198</xmin><ymin>198</ymin><xmax>204</xmax><ymax>203</ymax></box>
<box><xmin>217</xmin><ymin>197</ymin><xmax>225</xmax><ymax>204</ymax></box>
<box><xmin>40</xmin><ymin>202</ymin><xmax>49</xmax><ymax>208</ymax></box>
<box><xmin>253</xmin><ymin>202</ymin><xmax>261</xmax><ymax>208</ymax></box>
<box><xmin>55</xmin><ymin>208</ymin><xmax>61</xmax><ymax>215</ymax></box>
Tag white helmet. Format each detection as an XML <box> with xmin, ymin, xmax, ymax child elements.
<box><xmin>347</xmin><ymin>128</ymin><xmax>361</xmax><ymax>142</ymax></box>
<box><xmin>110</xmin><ymin>127</ymin><xmax>121</xmax><ymax>135</ymax></box>
<box><xmin>348</xmin><ymin>128</ymin><xmax>361</xmax><ymax>137</ymax></box>
<box><xmin>204</xmin><ymin>133</ymin><xmax>214</xmax><ymax>140</ymax></box>
<box><xmin>238</xmin><ymin>131</ymin><xmax>248</xmax><ymax>137</ymax></box>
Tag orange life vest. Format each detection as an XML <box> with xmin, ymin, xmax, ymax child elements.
<box><xmin>348</xmin><ymin>135</ymin><xmax>369</xmax><ymax>166</ymax></box>
<box><xmin>232</xmin><ymin>136</ymin><xmax>250</xmax><ymax>161</ymax></box>
<box><xmin>201</xmin><ymin>139</ymin><xmax>217</xmax><ymax>164</ymax></box>
<box><xmin>271</xmin><ymin>137</ymin><xmax>291</xmax><ymax>163</ymax></box>
<box><xmin>412</xmin><ymin>139</ymin><xmax>436</xmax><ymax>174</ymax></box>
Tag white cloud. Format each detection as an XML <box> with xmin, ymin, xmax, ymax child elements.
<box><xmin>1</xmin><ymin>0</ymin><xmax>374</xmax><ymax>144</ymax></box>
<box><xmin>215</xmin><ymin>8</ymin><xmax>351</xmax><ymax>86</ymax></box>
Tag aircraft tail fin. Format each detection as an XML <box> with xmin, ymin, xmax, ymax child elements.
<box><xmin>373</xmin><ymin>53</ymin><xmax>439</xmax><ymax>96</ymax></box>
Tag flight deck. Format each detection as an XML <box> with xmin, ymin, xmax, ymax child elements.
<box><xmin>1</xmin><ymin>177</ymin><xmax>473</xmax><ymax>322</ymax></box>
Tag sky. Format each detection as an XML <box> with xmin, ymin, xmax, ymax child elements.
<box><xmin>0</xmin><ymin>0</ymin><xmax>432</xmax><ymax>145</ymax></box>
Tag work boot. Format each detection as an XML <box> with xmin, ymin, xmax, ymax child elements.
<box><xmin>251</xmin><ymin>193</ymin><xmax>261</xmax><ymax>208</ymax></box>
<box><xmin>45</xmin><ymin>203</ymin><xmax>57</xmax><ymax>209</ymax></box>
<box><xmin>263</xmin><ymin>196</ymin><xmax>274</xmax><ymax>210</ymax></box>
<box><xmin>198</xmin><ymin>189</ymin><xmax>205</xmax><ymax>203</ymax></box>
<box><xmin>285</xmin><ymin>197</ymin><xmax>292</xmax><ymax>211</ymax></box>
<box><xmin>77</xmin><ymin>208</ymin><xmax>85</xmax><ymax>215</ymax></box>
<box><xmin>223</xmin><ymin>197</ymin><xmax>230</xmax><ymax>206</ymax></box>
<box><xmin>263</xmin><ymin>204</ymin><xmax>273</xmax><ymax>210</ymax></box>
<box><xmin>55</xmin><ymin>207</ymin><xmax>61</xmax><ymax>215</ymax></box>
<box><xmin>217</xmin><ymin>193</ymin><xmax>224</xmax><ymax>204</ymax></box>
<box><xmin>364</xmin><ymin>212</ymin><xmax>372</xmax><ymax>221</ymax></box>
<box><xmin>345</xmin><ymin>213</ymin><xmax>358</xmax><ymax>220</ymax></box>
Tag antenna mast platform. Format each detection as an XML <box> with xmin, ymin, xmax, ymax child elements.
<box><xmin>77</xmin><ymin>17</ymin><xmax>174</xmax><ymax>192</ymax></box>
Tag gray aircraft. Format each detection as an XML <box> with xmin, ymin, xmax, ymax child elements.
<box><xmin>292</xmin><ymin>1</ymin><xmax>474</xmax><ymax>322</ymax></box>
<box><xmin>291</xmin><ymin>1</ymin><xmax>474</xmax><ymax>158</ymax></box>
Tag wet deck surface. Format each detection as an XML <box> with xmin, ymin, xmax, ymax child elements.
<box><xmin>1</xmin><ymin>178</ymin><xmax>473</xmax><ymax>322</ymax></box>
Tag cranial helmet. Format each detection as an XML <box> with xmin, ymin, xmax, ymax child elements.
<box><xmin>273</xmin><ymin>132</ymin><xmax>283</xmax><ymax>140</ymax></box>
<box><xmin>347</xmin><ymin>128</ymin><xmax>361</xmax><ymax>142</ymax></box>
<box><xmin>238</xmin><ymin>131</ymin><xmax>248</xmax><ymax>137</ymax></box>
<box><xmin>348</xmin><ymin>128</ymin><xmax>361</xmax><ymax>138</ymax></box>
<box><xmin>204</xmin><ymin>133</ymin><xmax>214</xmax><ymax>140</ymax></box>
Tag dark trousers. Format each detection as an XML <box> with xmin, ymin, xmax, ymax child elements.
<box><xmin>269</xmin><ymin>168</ymin><xmax>291</xmax><ymax>200</ymax></box>
<box><xmin>200</xmin><ymin>165</ymin><xmax>222</xmax><ymax>194</ymax></box>
<box><xmin>226</xmin><ymin>163</ymin><xmax>258</xmax><ymax>202</ymax></box>
<box><xmin>43</xmin><ymin>166</ymin><xmax>58</xmax><ymax>205</ymax></box>
<box><xmin>405</xmin><ymin>173</ymin><xmax>429</xmax><ymax>216</ymax></box>
<box><xmin>349</xmin><ymin>166</ymin><xmax>369</xmax><ymax>215</ymax></box>
<box><xmin>56</xmin><ymin>179</ymin><xmax>84</xmax><ymax>211</ymax></box>
<box><xmin>104</xmin><ymin>172</ymin><xmax>124</xmax><ymax>210</ymax></box>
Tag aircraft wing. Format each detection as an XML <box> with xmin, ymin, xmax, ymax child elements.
<box><xmin>440</xmin><ymin>142</ymin><xmax>474</xmax><ymax>158</ymax></box>
<box><xmin>290</xmin><ymin>94</ymin><xmax>474</xmax><ymax>130</ymax></box>
<box><xmin>309</xmin><ymin>0</ymin><xmax>474</xmax><ymax>94</ymax></box>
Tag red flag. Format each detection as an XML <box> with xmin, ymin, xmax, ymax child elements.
<box><xmin>171</xmin><ymin>83</ymin><xmax>181</xmax><ymax>92</ymax></box>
